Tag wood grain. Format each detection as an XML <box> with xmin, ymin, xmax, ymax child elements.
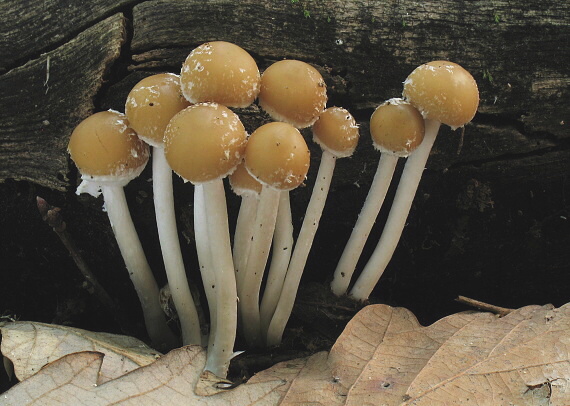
<box><xmin>0</xmin><ymin>0</ymin><xmax>135</xmax><ymax>73</ymax></box>
<box><xmin>0</xmin><ymin>14</ymin><xmax>126</xmax><ymax>190</ymax></box>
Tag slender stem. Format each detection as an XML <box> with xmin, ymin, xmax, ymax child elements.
<box><xmin>349</xmin><ymin>119</ymin><xmax>441</xmax><ymax>301</ymax></box>
<box><xmin>330</xmin><ymin>153</ymin><xmax>398</xmax><ymax>296</ymax></box>
<box><xmin>152</xmin><ymin>147</ymin><xmax>201</xmax><ymax>345</ymax></box>
<box><xmin>202</xmin><ymin>180</ymin><xmax>238</xmax><ymax>378</ymax></box>
<box><xmin>266</xmin><ymin>151</ymin><xmax>336</xmax><ymax>346</ymax></box>
<box><xmin>259</xmin><ymin>191</ymin><xmax>293</xmax><ymax>339</ymax></box>
<box><xmin>101</xmin><ymin>184</ymin><xmax>178</xmax><ymax>350</ymax></box>
<box><xmin>233</xmin><ymin>193</ymin><xmax>260</xmax><ymax>293</ymax></box>
<box><xmin>194</xmin><ymin>184</ymin><xmax>216</xmax><ymax>347</ymax></box>
<box><xmin>239</xmin><ymin>186</ymin><xmax>280</xmax><ymax>348</ymax></box>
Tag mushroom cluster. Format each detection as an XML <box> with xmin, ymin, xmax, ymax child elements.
<box><xmin>333</xmin><ymin>61</ymin><xmax>479</xmax><ymax>301</ymax></box>
<box><xmin>68</xmin><ymin>41</ymin><xmax>478</xmax><ymax>379</ymax></box>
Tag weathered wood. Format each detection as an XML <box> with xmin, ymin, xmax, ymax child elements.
<box><xmin>0</xmin><ymin>14</ymin><xmax>126</xmax><ymax>190</ymax></box>
<box><xmin>0</xmin><ymin>0</ymin><xmax>135</xmax><ymax>73</ymax></box>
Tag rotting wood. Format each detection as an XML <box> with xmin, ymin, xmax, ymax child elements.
<box><xmin>0</xmin><ymin>0</ymin><xmax>136</xmax><ymax>73</ymax></box>
<box><xmin>0</xmin><ymin>14</ymin><xmax>127</xmax><ymax>191</ymax></box>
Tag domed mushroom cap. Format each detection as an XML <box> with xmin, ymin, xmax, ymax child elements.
<box><xmin>125</xmin><ymin>73</ymin><xmax>190</xmax><ymax>147</ymax></box>
<box><xmin>229</xmin><ymin>161</ymin><xmax>262</xmax><ymax>196</ymax></box>
<box><xmin>403</xmin><ymin>60</ymin><xmax>479</xmax><ymax>129</ymax></box>
<box><xmin>258</xmin><ymin>60</ymin><xmax>327</xmax><ymax>129</ymax></box>
<box><xmin>68</xmin><ymin>110</ymin><xmax>149</xmax><ymax>179</ymax></box>
<box><xmin>164</xmin><ymin>103</ymin><xmax>247</xmax><ymax>184</ymax></box>
<box><xmin>312</xmin><ymin>107</ymin><xmax>359</xmax><ymax>158</ymax></box>
<box><xmin>245</xmin><ymin>122</ymin><xmax>310</xmax><ymax>191</ymax></box>
<box><xmin>369</xmin><ymin>98</ymin><xmax>425</xmax><ymax>157</ymax></box>
<box><xmin>180</xmin><ymin>41</ymin><xmax>260</xmax><ymax>108</ymax></box>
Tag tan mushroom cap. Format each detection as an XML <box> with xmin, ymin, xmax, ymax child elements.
<box><xmin>245</xmin><ymin>122</ymin><xmax>310</xmax><ymax>191</ymax></box>
<box><xmin>68</xmin><ymin>110</ymin><xmax>149</xmax><ymax>178</ymax></box>
<box><xmin>125</xmin><ymin>73</ymin><xmax>190</xmax><ymax>147</ymax></box>
<box><xmin>369</xmin><ymin>98</ymin><xmax>425</xmax><ymax>157</ymax></box>
<box><xmin>180</xmin><ymin>41</ymin><xmax>260</xmax><ymax>108</ymax></box>
<box><xmin>312</xmin><ymin>107</ymin><xmax>360</xmax><ymax>158</ymax></box>
<box><xmin>403</xmin><ymin>60</ymin><xmax>479</xmax><ymax>129</ymax></box>
<box><xmin>229</xmin><ymin>161</ymin><xmax>263</xmax><ymax>196</ymax></box>
<box><xmin>258</xmin><ymin>59</ymin><xmax>327</xmax><ymax>129</ymax></box>
<box><xmin>164</xmin><ymin>103</ymin><xmax>247</xmax><ymax>184</ymax></box>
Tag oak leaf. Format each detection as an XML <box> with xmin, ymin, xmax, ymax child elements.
<box><xmin>0</xmin><ymin>321</ymin><xmax>159</xmax><ymax>384</ymax></box>
<box><xmin>0</xmin><ymin>346</ymin><xmax>287</xmax><ymax>405</ymax></box>
<box><xmin>254</xmin><ymin>303</ymin><xmax>570</xmax><ymax>405</ymax></box>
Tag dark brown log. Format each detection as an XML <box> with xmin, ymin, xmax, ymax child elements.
<box><xmin>0</xmin><ymin>14</ymin><xmax>126</xmax><ymax>190</ymax></box>
<box><xmin>0</xmin><ymin>0</ymin><xmax>135</xmax><ymax>73</ymax></box>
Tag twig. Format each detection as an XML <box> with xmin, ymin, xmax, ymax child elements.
<box><xmin>36</xmin><ymin>196</ymin><xmax>137</xmax><ymax>335</ymax></box>
<box><xmin>455</xmin><ymin>295</ymin><xmax>514</xmax><ymax>317</ymax></box>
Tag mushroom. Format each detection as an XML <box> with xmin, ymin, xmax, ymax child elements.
<box><xmin>240</xmin><ymin>121</ymin><xmax>310</xmax><ymax>347</ymax></box>
<box><xmin>180</xmin><ymin>40</ymin><xmax>260</xmax><ymax>108</ymax></box>
<box><xmin>125</xmin><ymin>73</ymin><xmax>202</xmax><ymax>346</ymax></box>
<box><xmin>330</xmin><ymin>99</ymin><xmax>424</xmax><ymax>296</ymax></box>
<box><xmin>164</xmin><ymin>102</ymin><xmax>247</xmax><ymax>377</ymax></box>
<box><xmin>349</xmin><ymin>61</ymin><xmax>479</xmax><ymax>300</ymax></box>
<box><xmin>258</xmin><ymin>59</ymin><xmax>327</xmax><ymax>128</ymax></box>
<box><xmin>193</xmin><ymin>183</ymin><xmax>217</xmax><ymax>347</ymax></box>
<box><xmin>258</xmin><ymin>190</ymin><xmax>293</xmax><ymax>337</ymax></box>
<box><xmin>68</xmin><ymin>110</ymin><xmax>178</xmax><ymax>350</ymax></box>
<box><xmin>253</xmin><ymin>59</ymin><xmax>327</xmax><ymax>341</ymax></box>
<box><xmin>229</xmin><ymin>161</ymin><xmax>263</xmax><ymax>293</ymax></box>
<box><xmin>265</xmin><ymin>107</ymin><xmax>359</xmax><ymax>345</ymax></box>
<box><xmin>178</xmin><ymin>40</ymin><xmax>260</xmax><ymax>368</ymax></box>
<box><xmin>179</xmin><ymin>39</ymin><xmax>260</xmax><ymax>295</ymax></box>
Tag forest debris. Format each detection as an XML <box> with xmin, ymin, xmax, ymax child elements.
<box><xmin>2</xmin><ymin>303</ymin><xmax>569</xmax><ymax>404</ymax></box>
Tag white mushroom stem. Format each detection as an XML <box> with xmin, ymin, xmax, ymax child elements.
<box><xmin>101</xmin><ymin>183</ymin><xmax>178</xmax><ymax>350</ymax></box>
<box><xmin>152</xmin><ymin>147</ymin><xmax>201</xmax><ymax>345</ymax></box>
<box><xmin>239</xmin><ymin>186</ymin><xmax>280</xmax><ymax>347</ymax></box>
<box><xmin>266</xmin><ymin>151</ymin><xmax>336</xmax><ymax>346</ymax></box>
<box><xmin>194</xmin><ymin>185</ymin><xmax>217</xmax><ymax>349</ymax></box>
<box><xmin>202</xmin><ymin>179</ymin><xmax>238</xmax><ymax>378</ymax></box>
<box><xmin>349</xmin><ymin>119</ymin><xmax>441</xmax><ymax>300</ymax></box>
<box><xmin>233</xmin><ymin>193</ymin><xmax>260</xmax><ymax>292</ymax></box>
<box><xmin>259</xmin><ymin>191</ymin><xmax>293</xmax><ymax>337</ymax></box>
<box><xmin>330</xmin><ymin>153</ymin><xmax>398</xmax><ymax>296</ymax></box>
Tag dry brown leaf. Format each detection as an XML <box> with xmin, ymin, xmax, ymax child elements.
<box><xmin>403</xmin><ymin>304</ymin><xmax>570</xmax><ymax>405</ymax></box>
<box><xmin>0</xmin><ymin>321</ymin><xmax>159</xmax><ymax>384</ymax></box>
<box><xmin>328</xmin><ymin>303</ymin><xmax>570</xmax><ymax>405</ymax></box>
<box><xmin>194</xmin><ymin>370</ymin><xmax>235</xmax><ymax>396</ymax></box>
<box><xmin>2</xmin><ymin>304</ymin><xmax>570</xmax><ymax>405</ymax></box>
<box><xmin>250</xmin><ymin>351</ymin><xmax>345</xmax><ymax>405</ymax></box>
<box><xmin>252</xmin><ymin>303</ymin><xmax>570</xmax><ymax>405</ymax></box>
<box><xmin>0</xmin><ymin>346</ymin><xmax>286</xmax><ymax>405</ymax></box>
<box><xmin>328</xmin><ymin>305</ymin><xmax>493</xmax><ymax>404</ymax></box>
